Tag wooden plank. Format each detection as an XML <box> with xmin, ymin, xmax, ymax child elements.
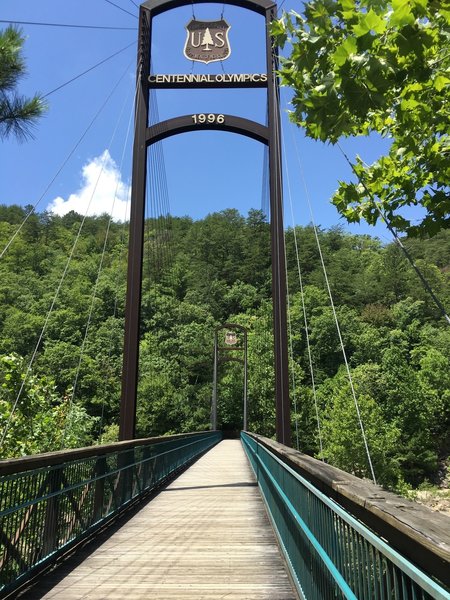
<box><xmin>21</xmin><ymin>440</ymin><xmax>297</xmax><ymax>600</ymax></box>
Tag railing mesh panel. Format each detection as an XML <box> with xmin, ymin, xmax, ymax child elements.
<box><xmin>0</xmin><ymin>431</ymin><xmax>221</xmax><ymax>595</ymax></box>
<box><xmin>241</xmin><ymin>432</ymin><xmax>448</xmax><ymax>600</ymax></box>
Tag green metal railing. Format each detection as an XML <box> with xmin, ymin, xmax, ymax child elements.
<box><xmin>241</xmin><ymin>432</ymin><xmax>449</xmax><ymax>600</ymax></box>
<box><xmin>0</xmin><ymin>431</ymin><xmax>221</xmax><ymax>597</ymax></box>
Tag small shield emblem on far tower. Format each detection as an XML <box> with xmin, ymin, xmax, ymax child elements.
<box><xmin>184</xmin><ymin>19</ymin><xmax>231</xmax><ymax>64</ymax></box>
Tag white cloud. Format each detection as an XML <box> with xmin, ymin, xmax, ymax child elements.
<box><xmin>47</xmin><ymin>150</ymin><xmax>130</xmax><ymax>221</ymax></box>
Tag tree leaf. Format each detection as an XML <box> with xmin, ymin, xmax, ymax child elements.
<box><xmin>332</xmin><ymin>36</ymin><xmax>358</xmax><ymax>66</ymax></box>
<box><xmin>391</xmin><ymin>0</ymin><xmax>415</xmax><ymax>26</ymax></box>
<box><xmin>434</xmin><ymin>74</ymin><xmax>450</xmax><ymax>91</ymax></box>
<box><xmin>365</xmin><ymin>9</ymin><xmax>387</xmax><ymax>34</ymax></box>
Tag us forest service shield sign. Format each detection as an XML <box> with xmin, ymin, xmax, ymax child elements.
<box><xmin>184</xmin><ymin>19</ymin><xmax>231</xmax><ymax>64</ymax></box>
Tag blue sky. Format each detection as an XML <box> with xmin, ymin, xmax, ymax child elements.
<box><xmin>1</xmin><ymin>0</ymin><xmax>396</xmax><ymax>242</ymax></box>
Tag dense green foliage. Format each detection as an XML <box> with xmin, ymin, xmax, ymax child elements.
<box><xmin>0</xmin><ymin>26</ymin><xmax>47</xmax><ymax>141</ymax></box>
<box><xmin>0</xmin><ymin>205</ymin><xmax>448</xmax><ymax>493</ymax></box>
<box><xmin>272</xmin><ymin>0</ymin><xmax>450</xmax><ymax>237</ymax></box>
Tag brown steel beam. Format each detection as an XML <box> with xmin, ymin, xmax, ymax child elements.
<box><xmin>266</xmin><ymin>7</ymin><xmax>291</xmax><ymax>446</ymax></box>
<box><xmin>119</xmin><ymin>8</ymin><xmax>151</xmax><ymax>441</ymax></box>
<box><xmin>146</xmin><ymin>114</ymin><xmax>269</xmax><ymax>146</ymax></box>
<box><xmin>148</xmin><ymin>78</ymin><xmax>268</xmax><ymax>89</ymax></box>
<box><xmin>141</xmin><ymin>0</ymin><xmax>274</xmax><ymax>17</ymax></box>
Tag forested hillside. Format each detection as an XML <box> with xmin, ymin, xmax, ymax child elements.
<box><xmin>0</xmin><ymin>205</ymin><xmax>448</xmax><ymax>494</ymax></box>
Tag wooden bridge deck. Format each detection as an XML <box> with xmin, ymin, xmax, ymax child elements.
<box><xmin>24</xmin><ymin>440</ymin><xmax>297</xmax><ymax>599</ymax></box>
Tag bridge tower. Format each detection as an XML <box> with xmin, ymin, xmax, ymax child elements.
<box><xmin>120</xmin><ymin>0</ymin><xmax>291</xmax><ymax>446</ymax></box>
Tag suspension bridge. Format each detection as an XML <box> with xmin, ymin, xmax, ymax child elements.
<box><xmin>1</xmin><ymin>0</ymin><xmax>450</xmax><ymax>598</ymax></box>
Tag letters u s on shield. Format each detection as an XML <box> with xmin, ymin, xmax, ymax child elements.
<box><xmin>184</xmin><ymin>19</ymin><xmax>231</xmax><ymax>64</ymax></box>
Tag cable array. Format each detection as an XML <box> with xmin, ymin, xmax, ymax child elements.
<box><xmin>0</xmin><ymin>47</ymin><xmax>135</xmax><ymax>261</ymax></box>
<box><xmin>62</xmin><ymin>80</ymin><xmax>137</xmax><ymax>445</ymax></box>
<box><xmin>139</xmin><ymin>84</ymin><xmax>177</xmax><ymax>436</ymax></box>
<box><xmin>278</xmin><ymin>86</ymin><xmax>376</xmax><ymax>482</ymax></box>
<box><xmin>281</xmin><ymin>125</ymin><xmax>323</xmax><ymax>458</ymax></box>
<box><xmin>0</xmin><ymin>61</ymin><xmax>134</xmax><ymax>448</ymax></box>
<box><xmin>284</xmin><ymin>108</ymin><xmax>377</xmax><ymax>484</ymax></box>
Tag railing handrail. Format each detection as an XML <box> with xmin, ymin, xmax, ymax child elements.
<box><xmin>244</xmin><ymin>432</ymin><xmax>450</xmax><ymax>590</ymax></box>
<box><xmin>0</xmin><ymin>431</ymin><xmax>218</xmax><ymax>475</ymax></box>
<box><xmin>0</xmin><ymin>434</ymin><xmax>220</xmax><ymax>518</ymax></box>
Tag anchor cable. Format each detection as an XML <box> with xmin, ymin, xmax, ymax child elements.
<box><xmin>284</xmin><ymin>92</ymin><xmax>377</xmax><ymax>483</ymax></box>
<box><xmin>285</xmin><ymin>275</ymin><xmax>301</xmax><ymax>451</ymax></box>
<box><xmin>62</xmin><ymin>78</ymin><xmax>136</xmax><ymax>446</ymax></box>
<box><xmin>0</xmin><ymin>62</ymin><xmax>133</xmax><ymax>261</ymax></box>
<box><xmin>104</xmin><ymin>0</ymin><xmax>138</xmax><ymax>19</ymax></box>
<box><xmin>43</xmin><ymin>41</ymin><xmax>135</xmax><ymax>98</ymax></box>
<box><xmin>336</xmin><ymin>142</ymin><xmax>450</xmax><ymax>326</ymax></box>
<box><xmin>281</xmin><ymin>127</ymin><xmax>324</xmax><ymax>458</ymax></box>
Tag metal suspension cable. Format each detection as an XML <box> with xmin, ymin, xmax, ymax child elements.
<box><xmin>0</xmin><ymin>19</ymin><xmax>135</xmax><ymax>30</ymax></box>
<box><xmin>0</xmin><ymin>62</ymin><xmax>133</xmax><ymax>448</ymax></box>
<box><xmin>259</xmin><ymin>103</ymin><xmax>273</xmax><ymax>435</ymax></box>
<box><xmin>148</xmin><ymin>88</ymin><xmax>174</xmax><ymax>284</ymax></box>
<box><xmin>145</xmin><ymin>92</ymin><xmax>160</xmax><ymax>418</ymax></box>
<box><xmin>144</xmin><ymin>153</ymin><xmax>160</xmax><ymax>432</ymax></box>
<box><xmin>0</xmin><ymin>67</ymin><xmax>132</xmax><ymax>261</ymax></box>
<box><xmin>281</xmin><ymin>127</ymin><xmax>324</xmax><ymax>458</ymax></box>
<box><xmin>261</xmin><ymin>105</ymin><xmax>270</xmax><ymax>219</ymax></box>
<box><xmin>104</xmin><ymin>0</ymin><xmax>138</xmax><ymax>19</ymax></box>
<box><xmin>284</xmin><ymin>97</ymin><xmax>377</xmax><ymax>484</ymax></box>
<box><xmin>43</xmin><ymin>41</ymin><xmax>135</xmax><ymax>98</ymax></box>
<box><xmin>149</xmin><ymin>147</ymin><xmax>166</xmax><ymax>276</ymax></box>
<box><xmin>285</xmin><ymin>275</ymin><xmax>300</xmax><ymax>451</ymax></box>
<box><xmin>63</xmin><ymin>78</ymin><xmax>136</xmax><ymax>446</ymax></box>
<box><xmin>155</xmin><ymin>130</ymin><xmax>174</xmax><ymax>271</ymax></box>
<box><xmin>336</xmin><ymin>142</ymin><xmax>450</xmax><ymax>326</ymax></box>
<box><xmin>261</xmin><ymin>146</ymin><xmax>270</xmax><ymax>219</ymax></box>
<box><xmin>147</xmin><ymin>92</ymin><xmax>163</xmax><ymax>255</ymax></box>
<box><xmin>151</xmin><ymin>88</ymin><xmax>173</xmax><ymax>256</ymax></box>
<box><xmin>147</xmin><ymin>149</ymin><xmax>163</xmax><ymax>276</ymax></box>
<box><xmin>275</xmin><ymin>104</ymin><xmax>301</xmax><ymax>450</ymax></box>
<box><xmin>256</xmin><ymin>136</ymin><xmax>272</xmax><ymax>433</ymax></box>
<box><xmin>145</xmin><ymin>94</ymin><xmax>175</xmax><ymax>412</ymax></box>
<box><xmin>98</xmin><ymin>103</ymin><xmax>136</xmax><ymax>439</ymax></box>
<box><xmin>95</xmin><ymin>61</ymin><xmax>142</xmax><ymax>440</ymax></box>
<box><xmin>98</xmin><ymin>199</ymin><xmax>132</xmax><ymax>439</ymax></box>
<box><xmin>155</xmin><ymin>145</ymin><xmax>173</xmax><ymax>277</ymax></box>
<box><xmin>277</xmin><ymin>0</ymin><xmax>287</xmax><ymax>14</ymax></box>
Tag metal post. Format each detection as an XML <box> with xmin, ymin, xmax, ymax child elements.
<box><xmin>266</xmin><ymin>7</ymin><xmax>291</xmax><ymax>447</ymax></box>
<box><xmin>119</xmin><ymin>8</ymin><xmax>151</xmax><ymax>441</ymax></box>
<box><xmin>243</xmin><ymin>330</ymin><xmax>248</xmax><ymax>431</ymax></box>
<box><xmin>211</xmin><ymin>331</ymin><xmax>218</xmax><ymax>430</ymax></box>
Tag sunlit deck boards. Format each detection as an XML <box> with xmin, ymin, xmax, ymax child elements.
<box><xmin>25</xmin><ymin>439</ymin><xmax>297</xmax><ymax>599</ymax></box>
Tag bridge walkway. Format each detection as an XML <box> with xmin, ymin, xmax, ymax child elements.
<box><xmin>21</xmin><ymin>440</ymin><xmax>297</xmax><ymax>599</ymax></box>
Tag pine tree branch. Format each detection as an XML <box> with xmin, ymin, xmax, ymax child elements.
<box><xmin>0</xmin><ymin>93</ymin><xmax>47</xmax><ymax>141</ymax></box>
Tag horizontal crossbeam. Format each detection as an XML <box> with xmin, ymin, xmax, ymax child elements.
<box><xmin>141</xmin><ymin>0</ymin><xmax>275</xmax><ymax>17</ymax></box>
<box><xmin>146</xmin><ymin>114</ymin><xmax>269</xmax><ymax>146</ymax></box>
